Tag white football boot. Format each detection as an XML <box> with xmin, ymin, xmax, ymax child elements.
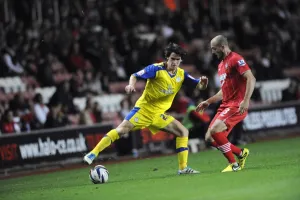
<box><xmin>83</xmin><ymin>152</ymin><xmax>96</xmax><ymax>165</ymax></box>
<box><xmin>178</xmin><ymin>167</ymin><xmax>200</xmax><ymax>174</ymax></box>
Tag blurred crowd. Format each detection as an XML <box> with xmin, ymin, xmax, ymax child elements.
<box><xmin>1</xmin><ymin>0</ymin><xmax>300</xmax><ymax>134</ymax></box>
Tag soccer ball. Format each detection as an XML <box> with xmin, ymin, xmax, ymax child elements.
<box><xmin>89</xmin><ymin>165</ymin><xmax>109</xmax><ymax>184</ymax></box>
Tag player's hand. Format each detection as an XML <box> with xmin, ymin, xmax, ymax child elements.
<box><xmin>196</xmin><ymin>101</ymin><xmax>210</xmax><ymax>113</ymax></box>
<box><xmin>125</xmin><ymin>85</ymin><xmax>136</xmax><ymax>94</ymax></box>
<box><xmin>198</xmin><ymin>76</ymin><xmax>208</xmax><ymax>90</ymax></box>
<box><xmin>239</xmin><ymin>99</ymin><xmax>249</xmax><ymax>114</ymax></box>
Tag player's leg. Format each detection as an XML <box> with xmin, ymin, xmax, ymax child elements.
<box><xmin>209</xmin><ymin>119</ymin><xmax>241</xmax><ymax>172</ymax></box>
<box><xmin>215</xmin><ymin>109</ymin><xmax>250</xmax><ymax>169</ymax></box>
<box><xmin>204</xmin><ymin>112</ymin><xmax>219</xmax><ymax>149</ymax></box>
<box><xmin>160</xmin><ymin>118</ymin><xmax>199</xmax><ymax>174</ymax></box>
<box><xmin>84</xmin><ymin>120</ymin><xmax>134</xmax><ymax>164</ymax></box>
<box><xmin>205</xmin><ymin>127</ymin><xmax>248</xmax><ymax>170</ymax></box>
<box><xmin>208</xmin><ymin>107</ymin><xmax>249</xmax><ymax>172</ymax></box>
<box><xmin>238</xmin><ymin>147</ymin><xmax>250</xmax><ymax>169</ymax></box>
<box><xmin>84</xmin><ymin>107</ymin><xmax>149</xmax><ymax>165</ymax></box>
<box><xmin>205</xmin><ymin>129</ymin><xmax>218</xmax><ymax>148</ymax></box>
<box><xmin>228</xmin><ymin>123</ymin><xmax>250</xmax><ymax>169</ymax></box>
<box><xmin>205</xmin><ymin>108</ymin><xmax>242</xmax><ymax>155</ymax></box>
<box><xmin>216</xmin><ymin>125</ymin><xmax>242</xmax><ymax>157</ymax></box>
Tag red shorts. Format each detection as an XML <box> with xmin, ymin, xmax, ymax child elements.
<box><xmin>209</xmin><ymin>106</ymin><xmax>247</xmax><ymax>137</ymax></box>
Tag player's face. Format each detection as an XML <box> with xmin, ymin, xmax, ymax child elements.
<box><xmin>211</xmin><ymin>43</ymin><xmax>225</xmax><ymax>59</ymax></box>
<box><xmin>166</xmin><ymin>53</ymin><xmax>182</xmax><ymax>71</ymax></box>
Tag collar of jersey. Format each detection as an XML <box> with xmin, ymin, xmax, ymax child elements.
<box><xmin>163</xmin><ymin>66</ymin><xmax>177</xmax><ymax>78</ymax></box>
<box><xmin>222</xmin><ymin>51</ymin><xmax>233</xmax><ymax>61</ymax></box>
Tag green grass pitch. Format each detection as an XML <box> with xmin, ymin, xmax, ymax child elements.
<box><xmin>1</xmin><ymin>137</ymin><xmax>300</xmax><ymax>200</ymax></box>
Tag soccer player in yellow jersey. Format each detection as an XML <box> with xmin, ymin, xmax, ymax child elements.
<box><xmin>84</xmin><ymin>43</ymin><xmax>208</xmax><ymax>174</ymax></box>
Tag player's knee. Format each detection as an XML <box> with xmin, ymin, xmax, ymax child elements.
<box><xmin>210</xmin><ymin>123</ymin><xmax>227</xmax><ymax>135</ymax></box>
<box><xmin>116</xmin><ymin>126</ymin><xmax>130</xmax><ymax>136</ymax></box>
<box><xmin>210</xmin><ymin>127</ymin><xmax>218</xmax><ymax>135</ymax></box>
<box><xmin>116</xmin><ymin>120</ymin><xmax>133</xmax><ymax>136</ymax></box>
<box><xmin>179</xmin><ymin>127</ymin><xmax>189</xmax><ymax>137</ymax></box>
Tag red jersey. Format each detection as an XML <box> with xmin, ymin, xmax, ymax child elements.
<box><xmin>218</xmin><ymin>52</ymin><xmax>250</xmax><ymax>107</ymax></box>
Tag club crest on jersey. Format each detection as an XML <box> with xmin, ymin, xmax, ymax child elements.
<box><xmin>134</xmin><ymin>117</ymin><xmax>139</xmax><ymax>122</ymax></box>
<box><xmin>238</xmin><ymin>59</ymin><xmax>246</xmax><ymax>66</ymax></box>
<box><xmin>137</xmin><ymin>69</ymin><xmax>145</xmax><ymax>76</ymax></box>
<box><xmin>176</xmin><ymin>76</ymin><xmax>181</xmax><ymax>82</ymax></box>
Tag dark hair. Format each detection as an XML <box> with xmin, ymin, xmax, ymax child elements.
<box><xmin>164</xmin><ymin>43</ymin><xmax>187</xmax><ymax>58</ymax></box>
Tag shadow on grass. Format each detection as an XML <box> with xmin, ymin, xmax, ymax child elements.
<box><xmin>108</xmin><ymin>168</ymin><xmax>222</xmax><ymax>184</ymax></box>
<box><xmin>108</xmin><ymin>173</ymin><xmax>179</xmax><ymax>184</ymax></box>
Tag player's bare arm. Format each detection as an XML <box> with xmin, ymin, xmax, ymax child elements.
<box><xmin>125</xmin><ymin>75</ymin><xmax>137</xmax><ymax>94</ymax></box>
<box><xmin>207</xmin><ymin>89</ymin><xmax>223</xmax><ymax>104</ymax></box>
<box><xmin>239</xmin><ymin>70</ymin><xmax>256</xmax><ymax>114</ymax></box>
<box><xmin>196</xmin><ymin>90</ymin><xmax>223</xmax><ymax>112</ymax></box>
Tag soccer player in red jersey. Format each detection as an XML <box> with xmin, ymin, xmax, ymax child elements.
<box><xmin>196</xmin><ymin>35</ymin><xmax>256</xmax><ymax>172</ymax></box>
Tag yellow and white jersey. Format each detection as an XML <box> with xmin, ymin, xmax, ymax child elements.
<box><xmin>130</xmin><ymin>62</ymin><xmax>199</xmax><ymax>115</ymax></box>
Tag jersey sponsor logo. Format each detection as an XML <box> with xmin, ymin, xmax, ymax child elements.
<box><xmin>137</xmin><ymin>69</ymin><xmax>145</xmax><ymax>76</ymax></box>
<box><xmin>220</xmin><ymin>73</ymin><xmax>227</xmax><ymax>86</ymax></box>
<box><xmin>237</xmin><ymin>59</ymin><xmax>246</xmax><ymax>66</ymax></box>
<box><xmin>160</xmin><ymin>85</ymin><xmax>174</xmax><ymax>95</ymax></box>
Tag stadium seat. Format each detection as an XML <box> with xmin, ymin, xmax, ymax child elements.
<box><xmin>0</xmin><ymin>77</ymin><xmax>26</xmax><ymax>94</ymax></box>
<box><xmin>256</xmin><ymin>79</ymin><xmax>291</xmax><ymax>103</ymax></box>
<box><xmin>73</xmin><ymin>94</ymin><xmax>125</xmax><ymax>113</ymax></box>
<box><xmin>73</xmin><ymin>97</ymin><xmax>86</xmax><ymax>111</ymax></box>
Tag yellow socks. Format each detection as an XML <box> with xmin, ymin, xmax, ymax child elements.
<box><xmin>91</xmin><ymin>130</ymin><xmax>189</xmax><ymax>170</ymax></box>
<box><xmin>176</xmin><ymin>137</ymin><xmax>189</xmax><ymax>170</ymax></box>
<box><xmin>91</xmin><ymin>129</ymin><xmax>120</xmax><ymax>156</ymax></box>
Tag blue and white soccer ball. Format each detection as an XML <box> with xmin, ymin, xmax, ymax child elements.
<box><xmin>89</xmin><ymin>165</ymin><xmax>109</xmax><ymax>184</ymax></box>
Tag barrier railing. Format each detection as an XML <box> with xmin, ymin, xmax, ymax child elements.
<box><xmin>0</xmin><ymin>123</ymin><xmax>114</xmax><ymax>169</ymax></box>
<box><xmin>1</xmin><ymin>101</ymin><xmax>300</xmax><ymax>169</ymax></box>
<box><xmin>243</xmin><ymin>100</ymin><xmax>300</xmax><ymax>132</ymax></box>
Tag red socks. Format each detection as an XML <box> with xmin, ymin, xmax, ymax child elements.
<box><xmin>231</xmin><ymin>144</ymin><xmax>242</xmax><ymax>156</ymax></box>
<box><xmin>211</xmin><ymin>132</ymin><xmax>239</xmax><ymax>163</ymax></box>
<box><xmin>211</xmin><ymin>139</ymin><xmax>241</xmax><ymax>156</ymax></box>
